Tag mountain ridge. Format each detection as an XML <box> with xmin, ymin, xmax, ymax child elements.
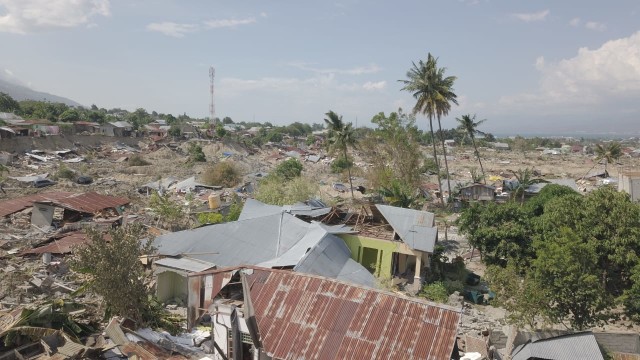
<box><xmin>0</xmin><ymin>78</ymin><xmax>81</xmax><ymax>107</ymax></box>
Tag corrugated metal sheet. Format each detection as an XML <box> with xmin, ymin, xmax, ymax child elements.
<box><xmin>21</xmin><ymin>232</ymin><xmax>88</xmax><ymax>255</ymax></box>
<box><xmin>375</xmin><ymin>204</ymin><xmax>438</xmax><ymax>253</ymax></box>
<box><xmin>41</xmin><ymin>192</ymin><xmax>129</xmax><ymax>213</ymax></box>
<box><xmin>511</xmin><ymin>332</ymin><xmax>605</xmax><ymax>360</ymax></box>
<box><xmin>243</xmin><ymin>267</ymin><xmax>461</xmax><ymax>360</ymax></box>
<box><xmin>155</xmin><ymin>257</ymin><xmax>216</xmax><ymax>273</ymax></box>
<box><xmin>0</xmin><ymin>192</ymin><xmax>73</xmax><ymax>217</ymax></box>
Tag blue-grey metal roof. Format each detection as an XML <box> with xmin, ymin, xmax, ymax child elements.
<box><xmin>375</xmin><ymin>204</ymin><xmax>437</xmax><ymax>253</ymax></box>
<box><xmin>511</xmin><ymin>332</ymin><xmax>604</xmax><ymax>360</ymax></box>
<box><xmin>238</xmin><ymin>198</ymin><xmax>282</xmax><ymax>220</ymax></box>
<box><xmin>293</xmin><ymin>231</ymin><xmax>376</xmax><ymax>287</ymax></box>
<box><xmin>141</xmin><ymin>177</ymin><xmax>179</xmax><ymax>192</ymax></box>
<box><xmin>239</xmin><ymin>199</ymin><xmax>332</xmax><ymax>221</ymax></box>
<box><xmin>153</xmin><ymin>212</ymin><xmax>310</xmax><ymax>266</ymax></box>
<box><xmin>154</xmin><ymin>257</ymin><xmax>216</xmax><ymax>273</ymax></box>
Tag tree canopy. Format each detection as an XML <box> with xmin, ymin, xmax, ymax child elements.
<box><xmin>459</xmin><ymin>185</ymin><xmax>640</xmax><ymax>329</ymax></box>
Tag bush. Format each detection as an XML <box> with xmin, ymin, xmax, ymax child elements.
<box><xmin>274</xmin><ymin>158</ymin><xmax>303</xmax><ymax>180</ymax></box>
<box><xmin>55</xmin><ymin>164</ymin><xmax>75</xmax><ymax>180</ymax></box>
<box><xmin>201</xmin><ymin>161</ymin><xmax>240</xmax><ymax>187</ymax></box>
<box><xmin>188</xmin><ymin>143</ymin><xmax>206</xmax><ymax>162</ymax></box>
<box><xmin>330</xmin><ymin>156</ymin><xmax>352</xmax><ymax>174</ymax></box>
<box><xmin>197</xmin><ymin>212</ymin><xmax>224</xmax><ymax>225</ymax></box>
<box><xmin>129</xmin><ymin>154</ymin><xmax>151</xmax><ymax>166</ymax></box>
<box><xmin>419</xmin><ymin>281</ymin><xmax>449</xmax><ymax>303</ymax></box>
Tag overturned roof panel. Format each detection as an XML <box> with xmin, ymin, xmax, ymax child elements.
<box><xmin>293</xmin><ymin>231</ymin><xmax>376</xmax><ymax>287</ymax></box>
<box><xmin>239</xmin><ymin>198</ymin><xmax>332</xmax><ymax>221</ymax></box>
<box><xmin>375</xmin><ymin>204</ymin><xmax>437</xmax><ymax>253</ymax></box>
<box><xmin>243</xmin><ymin>267</ymin><xmax>461</xmax><ymax>360</ymax></box>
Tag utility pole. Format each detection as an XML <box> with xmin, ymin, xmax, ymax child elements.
<box><xmin>209</xmin><ymin>66</ymin><xmax>216</xmax><ymax>125</ymax></box>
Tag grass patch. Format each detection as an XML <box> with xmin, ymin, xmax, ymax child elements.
<box><xmin>128</xmin><ymin>154</ymin><xmax>151</xmax><ymax>166</ymax></box>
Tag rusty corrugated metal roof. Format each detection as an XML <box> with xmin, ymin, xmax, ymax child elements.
<box><xmin>0</xmin><ymin>192</ymin><xmax>73</xmax><ymax>217</ymax></box>
<box><xmin>38</xmin><ymin>192</ymin><xmax>129</xmax><ymax>213</ymax></box>
<box><xmin>243</xmin><ymin>267</ymin><xmax>461</xmax><ymax>360</ymax></box>
<box><xmin>21</xmin><ymin>232</ymin><xmax>88</xmax><ymax>255</ymax></box>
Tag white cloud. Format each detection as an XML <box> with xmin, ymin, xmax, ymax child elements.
<box><xmin>288</xmin><ymin>62</ymin><xmax>382</xmax><ymax>75</ymax></box>
<box><xmin>569</xmin><ymin>17</ymin><xmax>581</xmax><ymax>27</ymax></box>
<box><xmin>0</xmin><ymin>0</ymin><xmax>110</xmax><ymax>34</ymax></box>
<box><xmin>534</xmin><ymin>56</ymin><xmax>545</xmax><ymax>70</ymax></box>
<box><xmin>585</xmin><ymin>21</ymin><xmax>606</xmax><ymax>31</ymax></box>
<box><xmin>204</xmin><ymin>17</ymin><xmax>256</xmax><ymax>29</ymax></box>
<box><xmin>260</xmin><ymin>12</ymin><xmax>268</xmax><ymax>18</ymax></box>
<box><xmin>146</xmin><ymin>22</ymin><xmax>198</xmax><ymax>38</ymax></box>
<box><xmin>362</xmin><ymin>81</ymin><xmax>386</xmax><ymax>91</ymax></box>
<box><xmin>511</xmin><ymin>9</ymin><xmax>549</xmax><ymax>23</ymax></box>
<box><xmin>499</xmin><ymin>31</ymin><xmax>640</xmax><ymax>112</ymax></box>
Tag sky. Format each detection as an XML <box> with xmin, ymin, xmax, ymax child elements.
<box><xmin>1</xmin><ymin>0</ymin><xmax>640</xmax><ymax>135</ymax></box>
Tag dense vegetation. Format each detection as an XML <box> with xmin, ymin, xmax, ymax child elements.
<box><xmin>457</xmin><ymin>184</ymin><xmax>640</xmax><ymax>330</ymax></box>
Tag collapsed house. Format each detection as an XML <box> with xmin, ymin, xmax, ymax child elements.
<box><xmin>187</xmin><ymin>266</ymin><xmax>462</xmax><ymax>360</ymax></box>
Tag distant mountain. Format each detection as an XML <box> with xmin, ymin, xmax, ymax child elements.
<box><xmin>0</xmin><ymin>78</ymin><xmax>81</xmax><ymax>107</ymax></box>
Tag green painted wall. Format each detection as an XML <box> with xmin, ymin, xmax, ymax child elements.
<box><xmin>339</xmin><ymin>234</ymin><xmax>401</xmax><ymax>277</ymax></box>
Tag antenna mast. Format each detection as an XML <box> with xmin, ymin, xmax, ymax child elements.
<box><xmin>209</xmin><ymin>66</ymin><xmax>216</xmax><ymax>125</ymax></box>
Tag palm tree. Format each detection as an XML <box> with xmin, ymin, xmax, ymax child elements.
<box><xmin>457</xmin><ymin>114</ymin><xmax>487</xmax><ymax>184</ymax></box>
<box><xmin>325</xmin><ymin>110</ymin><xmax>358</xmax><ymax>199</ymax></box>
<box><xmin>594</xmin><ymin>142</ymin><xmax>622</xmax><ymax>175</ymax></box>
<box><xmin>512</xmin><ymin>168</ymin><xmax>537</xmax><ymax>204</ymax></box>
<box><xmin>400</xmin><ymin>53</ymin><xmax>458</xmax><ymax>206</ymax></box>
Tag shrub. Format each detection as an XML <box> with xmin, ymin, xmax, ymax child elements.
<box><xmin>197</xmin><ymin>212</ymin><xmax>224</xmax><ymax>225</ymax></box>
<box><xmin>188</xmin><ymin>143</ymin><xmax>206</xmax><ymax>162</ymax></box>
<box><xmin>225</xmin><ymin>201</ymin><xmax>243</xmax><ymax>222</ymax></box>
<box><xmin>419</xmin><ymin>281</ymin><xmax>449</xmax><ymax>303</ymax></box>
<box><xmin>55</xmin><ymin>164</ymin><xmax>75</xmax><ymax>180</ymax></box>
<box><xmin>255</xmin><ymin>176</ymin><xmax>319</xmax><ymax>206</ymax></box>
<box><xmin>274</xmin><ymin>158</ymin><xmax>303</xmax><ymax>180</ymax></box>
<box><xmin>201</xmin><ymin>161</ymin><xmax>240</xmax><ymax>187</ymax></box>
<box><xmin>330</xmin><ymin>156</ymin><xmax>352</xmax><ymax>174</ymax></box>
<box><xmin>129</xmin><ymin>154</ymin><xmax>151</xmax><ymax>166</ymax></box>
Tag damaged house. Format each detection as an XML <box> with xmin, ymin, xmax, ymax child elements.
<box><xmin>152</xmin><ymin>202</ymin><xmax>376</xmax><ymax>306</ymax></box>
<box><xmin>188</xmin><ymin>266</ymin><xmax>462</xmax><ymax>360</ymax></box>
<box><xmin>324</xmin><ymin>204</ymin><xmax>438</xmax><ymax>292</ymax></box>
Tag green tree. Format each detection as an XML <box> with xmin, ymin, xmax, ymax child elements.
<box><xmin>58</xmin><ymin>108</ymin><xmax>81</xmax><ymax>122</ymax></box>
<box><xmin>0</xmin><ymin>92</ymin><xmax>20</xmax><ymax>112</ymax></box>
<box><xmin>532</xmin><ymin>228</ymin><xmax>608</xmax><ymax>330</ymax></box>
<box><xmin>457</xmin><ymin>114</ymin><xmax>487</xmax><ymax>184</ymax></box>
<box><xmin>365</xmin><ymin>109</ymin><xmax>424</xmax><ymax>191</ymax></box>
<box><xmin>324</xmin><ymin>110</ymin><xmax>358</xmax><ymax>199</ymax></box>
<box><xmin>400</xmin><ymin>54</ymin><xmax>458</xmax><ymax>206</ymax></box>
<box><xmin>222</xmin><ymin>116</ymin><xmax>234</xmax><ymax>124</ymax></box>
<box><xmin>274</xmin><ymin>158</ymin><xmax>303</xmax><ymax>180</ymax></box>
<box><xmin>70</xmin><ymin>225</ymin><xmax>156</xmax><ymax>323</ymax></box>
<box><xmin>168</xmin><ymin>124</ymin><xmax>181</xmax><ymax>138</ymax></box>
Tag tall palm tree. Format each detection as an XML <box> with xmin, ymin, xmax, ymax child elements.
<box><xmin>325</xmin><ymin>110</ymin><xmax>358</xmax><ymax>199</ymax></box>
<box><xmin>595</xmin><ymin>142</ymin><xmax>622</xmax><ymax>175</ymax></box>
<box><xmin>400</xmin><ymin>53</ymin><xmax>458</xmax><ymax>206</ymax></box>
<box><xmin>457</xmin><ymin>114</ymin><xmax>487</xmax><ymax>184</ymax></box>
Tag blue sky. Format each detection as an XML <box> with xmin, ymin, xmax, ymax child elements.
<box><xmin>1</xmin><ymin>0</ymin><xmax>640</xmax><ymax>135</ymax></box>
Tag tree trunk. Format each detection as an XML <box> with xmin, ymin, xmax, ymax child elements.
<box><xmin>471</xmin><ymin>136</ymin><xmax>486</xmax><ymax>184</ymax></box>
<box><xmin>345</xmin><ymin>146</ymin><xmax>355</xmax><ymax>199</ymax></box>
<box><xmin>437</xmin><ymin>116</ymin><xmax>452</xmax><ymax>205</ymax></box>
<box><xmin>429</xmin><ymin>117</ymin><xmax>444</xmax><ymax>207</ymax></box>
